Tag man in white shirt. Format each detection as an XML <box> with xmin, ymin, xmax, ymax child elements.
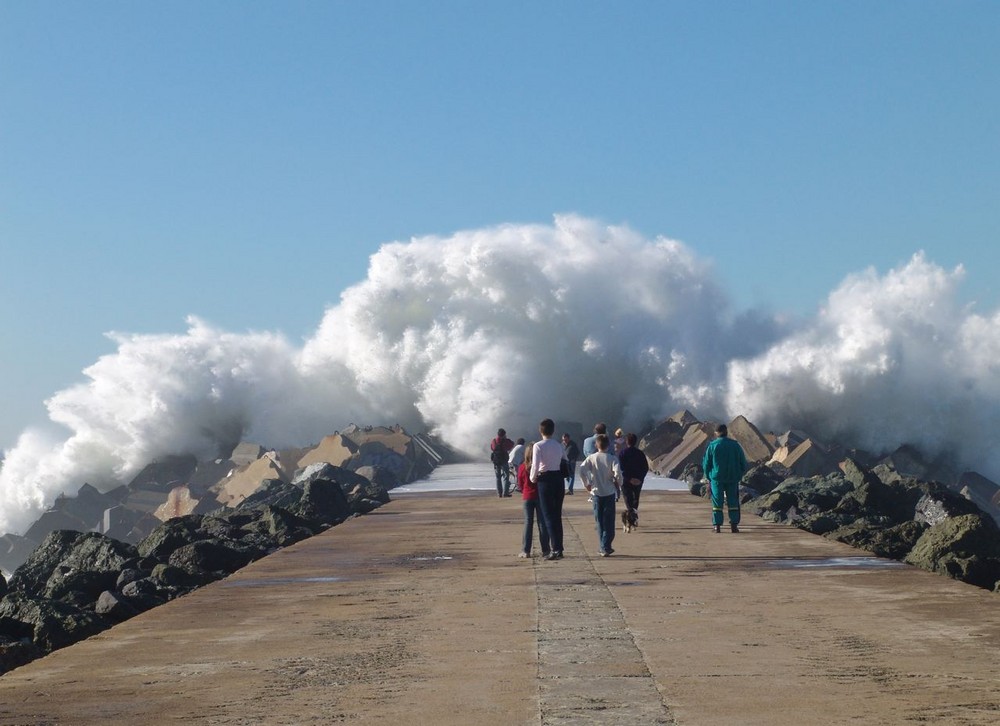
<box><xmin>530</xmin><ymin>418</ymin><xmax>568</xmax><ymax>561</ymax></box>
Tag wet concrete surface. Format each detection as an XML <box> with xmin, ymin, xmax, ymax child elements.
<box><xmin>0</xmin><ymin>486</ymin><xmax>999</xmax><ymax>725</ymax></box>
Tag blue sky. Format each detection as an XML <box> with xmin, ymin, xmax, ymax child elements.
<box><xmin>2</xmin><ymin>1</ymin><xmax>998</xmax><ymax>448</ymax></box>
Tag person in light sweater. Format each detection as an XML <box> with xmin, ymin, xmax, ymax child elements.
<box><xmin>577</xmin><ymin>434</ymin><xmax>623</xmax><ymax>556</ymax></box>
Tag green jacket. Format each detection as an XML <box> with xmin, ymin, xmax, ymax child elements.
<box><xmin>702</xmin><ymin>436</ymin><xmax>748</xmax><ymax>485</ymax></box>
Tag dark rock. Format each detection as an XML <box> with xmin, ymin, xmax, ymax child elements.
<box><xmin>116</xmin><ymin>568</ymin><xmax>144</xmax><ymax>589</ymax></box>
<box><xmin>835</xmin><ymin>461</ymin><xmax>913</xmax><ymax>524</ymax></box>
<box><xmin>751</xmin><ymin>474</ymin><xmax>854</xmax><ymax>523</ymax></box>
<box><xmin>0</xmin><ymin>593</ymin><xmax>107</xmax><ymax>651</ymax></box>
<box><xmin>344</xmin><ymin>441</ymin><xmax>411</xmax><ymax>484</ymax></box>
<box><xmin>8</xmin><ymin>531</ymin><xmax>138</xmax><ymax>599</ymax></box>
<box><xmin>914</xmin><ymin>483</ymin><xmax>982</xmax><ymax>527</ymax></box>
<box><xmin>198</xmin><ymin>514</ymin><xmax>245</xmax><ymax>542</ymax></box>
<box><xmin>797</xmin><ymin>513</ymin><xmax>853</xmax><ymax>536</ymax></box>
<box><xmin>120</xmin><ymin>575</ymin><xmax>171</xmax><ymax>610</ymax></box>
<box><xmin>905</xmin><ymin>513</ymin><xmax>1000</xmax><ymax>589</ymax></box>
<box><xmin>354</xmin><ymin>464</ymin><xmax>402</xmax><ymax>492</ymax></box>
<box><xmin>0</xmin><ymin>635</ymin><xmax>43</xmax><ymax>675</ymax></box>
<box><xmin>137</xmin><ymin>515</ymin><xmax>207</xmax><ymax>561</ymax></box>
<box><xmin>688</xmin><ymin>480</ymin><xmax>708</xmax><ymax>497</ymax></box>
<box><xmin>94</xmin><ymin>590</ymin><xmax>139</xmax><ymax>621</ymax></box>
<box><xmin>0</xmin><ymin>573</ymin><xmax>6</xmax><ymax>599</ymax></box>
<box><xmin>294</xmin><ymin>464</ymin><xmax>389</xmax><ymax>515</ymax></box>
<box><xmin>167</xmin><ymin>539</ymin><xmax>255</xmax><ymax>576</ymax></box>
<box><xmin>827</xmin><ymin>519</ymin><xmax>927</xmax><ymax>560</ymax></box>
<box><xmin>741</xmin><ymin>463</ymin><xmax>785</xmax><ymax>496</ymax></box>
<box><xmin>239</xmin><ymin>506</ymin><xmax>315</xmax><ymax>548</ymax></box>
<box><xmin>43</xmin><ymin>567</ymin><xmax>119</xmax><ymax>608</ymax></box>
<box><xmin>234</xmin><ymin>478</ymin><xmax>303</xmax><ymax>510</ymax></box>
<box><xmin>290</xmin><ymin>478</ymin><xmax>354</xmax><ymax>524</ymax></box>
<box><xmin>678</xmin><ymin>462</ymin><xmax>703</xmax><ymax>487</ymax></box>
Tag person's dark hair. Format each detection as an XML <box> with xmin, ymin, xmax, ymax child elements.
<box><xmin>516</xmin><ymin>437</ymin><xmax>525</xmax><ymax>445</ymax></box>
<box><xmin>716</xmin><ymin>424</ymin><xmax>728</xmax><ymax>437</ymax></box>
<box><xmin>595</xmin><ymin>434</ymin><xmax>609</xmax><ymax>451</ymax></box>
<box><xmin>594</xmin><ymin>422</ymin><xmax>607</xmax><ymax>435</ymax></box>
<box><xmin>626</xmin><ymin>432</ymin><xmax>638</xmax><ymax>446</ymax></box>
<box><xmin>539</xmin><ymin>418</ymin><xmax>555</xmax><ymax>436</ymax></box>
<box><xmin>498</xmin><ymin>428</ymin><xmax>506</xmax><ymax>436</ymax></box>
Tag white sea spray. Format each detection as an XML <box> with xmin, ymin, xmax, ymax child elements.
<box><xmin>1</xmin><ymin>216</ymin><xmax>996</xmax><ymax>534</ymax></box>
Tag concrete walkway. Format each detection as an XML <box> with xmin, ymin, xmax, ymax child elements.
<box><xmin>1</xmin><ymin>477</ymin><xmax>999</xmax><ymax>724</ymax></box>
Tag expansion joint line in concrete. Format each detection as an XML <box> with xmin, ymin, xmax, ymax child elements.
<box><xmin>530</xmin><ymin>516</ymin><xmax>675</xmax><ymax>725</ymax></box>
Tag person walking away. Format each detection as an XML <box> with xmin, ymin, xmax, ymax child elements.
<box><xmin>530</xmin><ymin>418</ymin><xmax>568</xmax><ymax>561</ymax></box>
<box><xmin>517</xmin><ymin>442</ymin><xmax>550</xmax><ymax>558</ymax></box>
<box><xmin>613</xmin><ymin>428</ymin><xmax>627</xmax><ymax>458</ymax></box>
<box><xmin>561</xmin><ymin>433</ymin><xmax>580</xmax><ymax>494</ymax></box>
<box><xmin>508</xmin><ymin>437</ymin><xmax>526</xmax><ymax>484</ymax></box>
<box><xmin>618</xmin><ymin>432</ymin><xmax>649</xmax><ymax>532</ymax></box>
<box><xmin>702</xmin><ymin>424</ymin><xmax>748</xmax><ymax>533</ymax></box>
<box><xmin>583</xmin><ymin>422</ymin><xmax>608</xmax><ymax>458</ymax></box>
<box><xmin>491</xmin><ymin>428</ymin><xmax>515</xmax><ymax>498</ymax></box>
<box><xmin>578</xmin><ymin>434</ymin><xmax>622</xmax><ymax>556</ymax></box>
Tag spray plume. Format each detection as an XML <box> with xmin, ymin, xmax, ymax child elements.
<box><xmin>0</xmin><ymin>217</ymin><xmax>996</xmax><ymax>533</ymax></box>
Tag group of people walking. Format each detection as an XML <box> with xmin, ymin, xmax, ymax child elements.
<box><xmin>493</xmin><ymin>420</ymin><xmax>652</xmax><ymax>560</ymax></box>
<box><xmin>492</xmin><ymin>420</ymin><xmax>748</xmax><ymax>559</ymax></box>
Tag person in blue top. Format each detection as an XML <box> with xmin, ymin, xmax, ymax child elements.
<box><xmin>582</xmin><ymin>422</ymin><xmax>607</xmax><ymax>458</ymax></box>
<box><xmin>701</xmin><ymin>423</ymin><xmax>748</xmax><ymax>533</ymax></box>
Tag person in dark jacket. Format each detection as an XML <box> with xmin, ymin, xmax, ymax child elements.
<box><xmin>618</xmin><ymin>432</ymin><xmax>649</xmax><ymax>532</ymax></box>
<box><xmin>490</xmin><ymin>428</ymin><xmax>515</xmax><ymax>498</ymax></box>
<box><xmin>701</xmin><ymin>424</ymin><xmax>748</xmax><ymax>533</ymax></box>
<box><xmin>561</xmin><ymin>433</ymin><xmax>580</xmax><ymax>494</ymax></box>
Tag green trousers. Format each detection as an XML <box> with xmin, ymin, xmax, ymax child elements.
<box><xmin>710</xmin><ymin>480</ymin><xmax>740</xmax><ymax>526</ymax></box>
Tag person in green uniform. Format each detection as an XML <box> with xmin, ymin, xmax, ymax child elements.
<box><xmin>701</xmin><ymin>424</ymin><xmax>748</xmax><ymax>533</ymax></box>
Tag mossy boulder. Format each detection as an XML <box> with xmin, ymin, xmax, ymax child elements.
<box><xmin>905</xmin><ymin>514</ymin><xmax>1000</xmax><ymax>589</ymax></box>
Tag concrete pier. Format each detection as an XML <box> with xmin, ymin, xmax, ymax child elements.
<box><xmin>1</xmin><ymin>482</ymin><xmax>999</xmax><ymax>724</ymax></box>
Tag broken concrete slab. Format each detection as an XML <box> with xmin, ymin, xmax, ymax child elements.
<box><xmin>296</xmin><ymin>434</ymin><xmax>358</xmax><ymax>470</ymax></box>
<box><xmin>228</xmin><ymin>443</ymin><xmax>264</xmax><ymax>468</ymax></box>
<box><xmin>127</xmin><ymin>455</ymin><xmax>198</xmax><ymax>493</ymax></box>
<box><xmin>651</xmin><ymin>422</ymin><xmax>714</xmax><ymax>478</ymax></box>
<box><xmin>726</xmin><ymin>415</ymin><xmax>775</xmax><ymax>464</ymax></box>
<box><xmin>770</xmin><ymin>439</ymin><xmax>840</xmax><ymax>478</ymax></box>
<box><xmin>212</xmin><ymin>455</ymin><xmax>288</xmax><ymax>508</ymax></box>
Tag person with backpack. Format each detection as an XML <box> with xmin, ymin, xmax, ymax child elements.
<box><xmin>490</xmin><ymin>428</ymin><xmax>515</xmax><ymax>497</ymax></box>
